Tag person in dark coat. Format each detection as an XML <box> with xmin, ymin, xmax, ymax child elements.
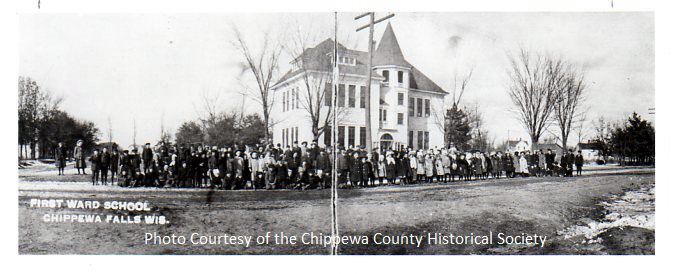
<box><xmin>362</xmin><ymin>155</ymin><xmax>374</xmax><ymax>187</ymax></box>
<box><xmin>55</xmin><ymin>142</ymin><xmax>67</xmax><ymax>175</ymax></box>
<box><xmin>395</xmin><ymin>152</ymin><xmax>408</xmax><ymax>185</ymax></box>
<box><xmin>287</xmin><ymin>151</ymin><xmax>299</xmax><ymax>184</ymax></box>
<box><xmin>74</xmin><ymin>140</ymin><xmax>87</xmax><ymax>175</ymax></box>
<box><xmin>207</xmin><ymin>150</ymin><xmax>219</xmax><ymax>188</ymax></box>
<box><xmin>89</xmin><ymin>149</ymin><xmax>101</xmax><ymax>185</ymax></box>
<box><xmin>118</xmin><ymin>150</ymin><xmax>130</xmax><ymax>187</ymax></box>
<box><xmin>336</xmin><ymin>149</ymin><xmax>349</xmax><ymax>186</ymax></box>
<box><xmin>316</xmin><ymin>150</ymin><xmax>331</xmax><ymax>189</ymax></box>
<box><xmin>504</xmin><ymin>153</ymin><xmax>514</xmax><ymax>178</ymax></box>
<box><xmin>233</xmin><ymin>151</ymin><xmax>245</xmax><ymax>189</ymax></box>
<box><xmin>110</xmin><ymin>148</ymin><xmax>120</xmax><ymax>185</ymax></box>
<box><xmin>177</xmin><ymin>161</ymin><xmax>189</xmax><ymax>188</ymax></box>
<box><xmin>567</xmin><ymin>150</ymin><xmax>575</xmax><ymax>177</ymax></box>
<box><xmin>275</xmin><ymin>156</ymin><xmax>289</xmax><ymax>189</ymax></box>
<box><xmin>128</xmin><ymin>149</ymin><xmax>142</xmax><ymax>187</ymax></box>
<box><xmin>142</xmin><ymin>143</ymin><xmax>153</xmax><ymax>174</ymax></box>
<box><xmin>575</xmin><ymin>150</ymin><xmax>584</xmax><ymax>176</ymax></box>
<box><xmin>144</xmin><ymin>163</ymin><xmax>158</xmax><ymax>187</ymax></box>
<box><xmin>456</xmin><ymin>154</ymin><xmax>470</xmax><ymax>181</ymax></box>
<box><xmin>545</xmin><ymin>149</ymin><xmax>556</xmax><ymax>176</ymax></box>
<box><xmin>99</xmin><ymin>147</ymin><xmax>111</xmax><ymax>185</ymax></box>
<box><xmin>560</xmin><ymin>151</ymin><xmax>569</xmax><ymax>177</ymax></box>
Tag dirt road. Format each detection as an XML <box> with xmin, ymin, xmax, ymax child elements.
<box><xmin>18</xmin><ymin>168</ymin><xmax>654</xmax><ymax>254</ymax></box>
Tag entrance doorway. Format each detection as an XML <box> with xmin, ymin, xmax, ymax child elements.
<box><xmin>380</xmin><ymin>133</ymin><xmax>394</xmax><ymax>150</ymax></box>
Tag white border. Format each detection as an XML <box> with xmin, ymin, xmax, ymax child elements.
<box><xmin>1</xmin><ymin>1</ymin><xmax>670</xmax><ymax>273</ymax></box>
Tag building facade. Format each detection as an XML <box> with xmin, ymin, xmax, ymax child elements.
<box><xmin>270</xmin><ymin>23</ymin><xmax>448</xmax><ymax>151</ymax></box>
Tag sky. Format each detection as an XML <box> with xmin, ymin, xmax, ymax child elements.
<box><xmin>19</xmin><ymin>12</ymin><xmax>654</xmax><ymax>148</ymax></box>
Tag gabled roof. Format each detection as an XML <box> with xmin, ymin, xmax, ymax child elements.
<box><xmin>373</xmin><ymin>23</ymin><xmax>412</xmax><ymax>68</ymax></box>
<box><xmin>577</xmin><ymin>142</ymin><xmax>601</xmax><ymax>150</ymax></box>
<box><xmin>409</xmin><ymin>67</ymin><xmax>446</xmax><ymax>94</ymax></box>
<box><xmin>537</xmin><ymin>143</ymin><xmax>563</xmax><ymax>151</ymax></box>
<box><xmin>273</xmin><ymin>39</ymin><xmax>376</xmax><ymax>87</ymax></box>
<box><xmin>373</xmin><ymin>23</ymin><xmax>446</xmax><ymax>94</ymax></box>
<box><xmin>274</xmin><ymin>24</ymin><xmax>447</xmax><ymax>94</ymax></box>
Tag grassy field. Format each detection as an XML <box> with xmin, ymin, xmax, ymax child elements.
<box><xmin>18</xmin><ymin>164</ymin><xmax>654</xmax><ymax>255</ymax></box>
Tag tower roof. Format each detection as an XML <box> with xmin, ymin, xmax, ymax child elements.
<box><xmin>373</xmin><ymin>22</ymin><xmax>412</xmax><ymax>68</ymax></box>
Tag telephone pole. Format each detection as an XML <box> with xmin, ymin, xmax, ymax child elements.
<box><xmin>355</xmin><ymin>12</ymin><xmax>394</xmax><ymax>153</ymax></box>
<box><xmin>331</xmin><ymin>12</ymin><xmax>340</xmax><ymax>256</ymax></box>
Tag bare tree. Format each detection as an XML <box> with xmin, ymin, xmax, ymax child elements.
<box><xmin>231</xmin><ymin>26</ymin><xmax>282</xmax><ymax>144</ymax></box>
<box><xmin>18</xmin><ymin>76</ymin><xmax>63</xmax><ymax>159</ymax></box>
<box><xmin>465</xmin><ymin>102</ymin><xmax>493</xmax><ymax>152</ymax></box>
<box><xmin>451</xmin><ymin>67</ymin><xmax>474</xmax><ymax>106</ymax></box>
<box><xmin>552</xmin><ymin>65</ymin><xmax>587</xmax><ymax>150</ymax></box>
<box><xmin>575</xmin><ymin>112</ymin><xmax>588</xmax><ymax>145</ymax></box>
<box><xmin>193</xmin><ymin>90</ymin><xmax>222</xmax><ymax>144</ymax></box>
<box><xmin>132</xmin><ymin>118</ymin><xmax>137</xmax><ymax>149</ymax></box>
<box><xmin>107</xmin><ymin>116</ymin><xmax>113</xmax><ymax>148</ymax></box>
<box><xmin>507</xmin><ymin>48</ymin><xmax>566</xmax><ymax>150</ymax></box>
<box><xmin>284</xmin><ymin>29</ymin><xmax>350</xmax><ymax>142</ymax></box>
<box><xmin>431</xmin><ymin>67</ymin><xmax>474</xmax><ymax>148</ymax></box>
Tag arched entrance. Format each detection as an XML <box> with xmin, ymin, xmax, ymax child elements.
<box><xmin>380</xmin><ymin>133</ymin><xmax>394</xmax><ymax>150</ymax></box>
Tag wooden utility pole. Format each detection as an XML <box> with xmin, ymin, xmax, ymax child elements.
<box><xmin>330</xmin><ymin>12</ymin><xmax>340</xmax><ymax>256</ymax></box>
<box><xmin>355</xmin><ymin>12</ymin><xmax>394</xmax><ymax>153</ymax></box>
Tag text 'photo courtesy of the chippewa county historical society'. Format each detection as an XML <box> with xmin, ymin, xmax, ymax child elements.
<box><xmin>17</xmin><ymin>12</ymin><xmax>655</xmax><ymax>255</ymax></box>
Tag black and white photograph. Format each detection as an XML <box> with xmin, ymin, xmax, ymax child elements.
<box><xmin>11</xmin><ymin>1</ymin><xmax>663</xmax><ymax>261</ymax></box>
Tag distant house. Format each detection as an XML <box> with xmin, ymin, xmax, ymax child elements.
<box><xmin>577</xmin><ymin>142</ymin><xmax>602</xmax><ymax>162</ymax></box>
<box><xmin>505</xmin><ymin>139</ymin><xmax>529</xmax><ymax>152</ymax></box>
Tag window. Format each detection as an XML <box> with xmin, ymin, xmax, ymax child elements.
<box><xmin>338</xmin><ymin>126</ymin><xmax>345</xmax><ymax>146</ymax></box>
<box><xmin>382</xmin><ymin>70</ymin><xmax>389</xmax><ymax>82</ymax></box>
<box><xmin>337</xmin><ymin>84</ymin><xmax>345</xmax><ymax>107</ymax></box>
<box><xmin>418</xmin><ymin>131</ymin><xmax>424</xmax><ymax>150</ymax></box>
<box><xmin>294</xmin><ymin>127</ymin><xmax>299</xmax><ymax>141</ymax></box>
<box><xmin>295</xmin><ymin>89</ymin><xmax>300</xmax><ymax>109</ymax></box>
<box><xmin>417</xmin><ymin>98</ymin><xmax>423</xmax><ymax>117</ymax></box>
<box><xmin>348</xmin><ymin>126</ymin><xmax>355</xmax><ymax>147</ymax></box>
<box><xmin>397</xmin><ymin>71</ymin><xmax>404</xmax><ymax>84</ymax></box>
<box><xmin>348</xmin><ymin>85</ymin><xmax>356</xmax><ymax>108</ymax></box>
<box><xmin>398</xmin><ymin>92</ymin><xmax>404</xmax><ymax>105</ymax></box>
<box><xmin>359</xmin><ymin>127</ymin><xmax>366</xmax><ymax>147</ymax></box>
<box><xmin>424</xmin><ymin>131</ymin><xmax>430</xmax><ymax>149</ymax></box>
<box><xmin>339</xmin><ymin>56</ymin><xmax>356</xmax><ymax>65</ymax></box>
<box><xmin>282</xmin><ymin>92</ymin><xmax>286</xmax><ymax>112</ymax></box>
<box><xmin>291</xmin><ymin>89</ymin><xmax>296</xmax><ymax>110</ymax></box>
<box><xmin>290</xmin><ymin>127</ymin><xmax>295</xmax><ymax>144</ymax></box>
<box><xmin>409</xmin><ymin>97</ymin><xmax>415</xmax><ymax>116</ymax></box>
<box><xmin>397</xmin><ymin>113</ymin><xmax>404</xmax><ymax>125</ymax></box>
<box><xmin>324</xmin><ymin>126</ymin><xmax>332</xmax><ymax>146</ymax></box>
<box><xmin>379</xmin><ymin>109</ymin><xmax>387</xmax><ymax>122</ymax></box>
<box><xmin>424</xmin><ymin>99</ymin><xmax>430</xmax><ymax>117</ymax></box>
<box><xmin>360</xmin><ymin>86</ymin><xmax>366</xmax><ymax>108</ymax></box>
<box><xmin>408</xmin><ymin>131</ymin><xmax>414</xmax><ymax>149</ymax></box>
<box><xmin>324</xmin><ymin>83</ymin><xmax>332</xmax><ymax>107</ymax></box>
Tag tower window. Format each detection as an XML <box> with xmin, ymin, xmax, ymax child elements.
<box><xmin>348</xmin><ymin>85</ymin><xmax>356</xmax><ymax>108</ymax></box>
<box><xmin>424</xmin><ymin>99</ymin><xmax>430</xmax><ymax>117</ymax></box>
